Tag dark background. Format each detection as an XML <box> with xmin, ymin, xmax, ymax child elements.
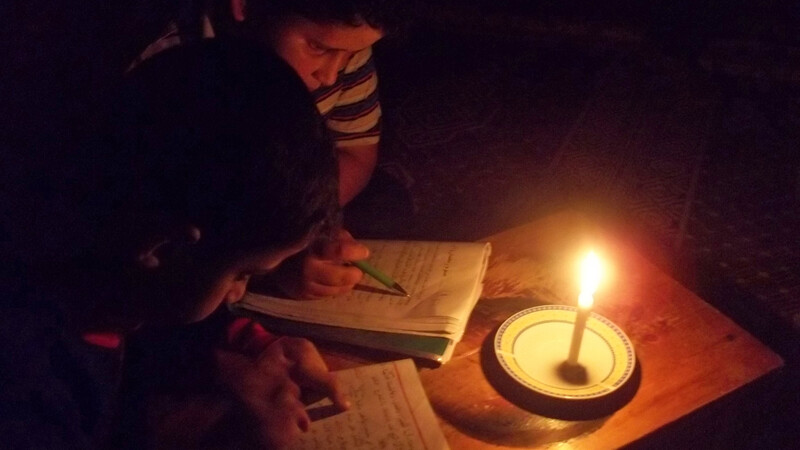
<box><xmin>3</xmin><ymin>2</ymin><xmax>799</xmax><ymax>447</ymax></box>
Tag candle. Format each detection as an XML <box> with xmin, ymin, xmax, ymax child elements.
<box><xmin>567</xmin><ymin>252</ymin><xmax>602</xmax><ymax>365</ymax></box>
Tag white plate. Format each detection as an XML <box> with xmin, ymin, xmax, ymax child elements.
<box><xmin>494</xmin><ymin>305</ymin><xmax>635</xmax><ymax>399</ymax></box>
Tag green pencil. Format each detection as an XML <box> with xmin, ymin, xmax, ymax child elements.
<box><xmin>352</xmin><ymin>260</ymin><xmax>410</xmax><ymax>296</ymax></box>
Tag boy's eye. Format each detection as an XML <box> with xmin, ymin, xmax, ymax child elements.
<box><xmin>234</xmin><ymin>272</ymin><xmax>252</xmax><ymax>282</ymax></box>
<box><xmin>307</xmin><ymin>40</ymin><xmax>327</xmax><ymax>55</ymax></box>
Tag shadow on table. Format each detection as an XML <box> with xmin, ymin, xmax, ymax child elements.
<box><xmin>480</xmin><ymin>324</ymin><xmax>642</xmax><ymax>421</ymax></box>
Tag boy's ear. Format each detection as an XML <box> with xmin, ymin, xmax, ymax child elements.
<box><xmin>136</xmin><ymin>226</ymin><xmax>202</xmax><ymax>270</ymax></box>
<box><xmin>230</xmin><ymin>0</ymin><xmax>246</xmax><ymax>22</ymax></box>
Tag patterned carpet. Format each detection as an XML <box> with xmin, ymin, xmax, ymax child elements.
<box><xmin>371</xmin><ymin>24</ymin><xmax>800</xmax><ymax>361</ymax></box>
<box><xmin>686</xmin><ymin>79</ymin><xmax>800</xmax><ymax>356</ymax></box>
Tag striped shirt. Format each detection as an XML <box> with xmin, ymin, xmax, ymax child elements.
<box><xmin>132</xmin><ymin>18</ymin><xmax>381</xmax><ymax>148</ymax></box>
<box><xmin>312</xmin><ymin>46</ymin><xmax>381</xmax><ymax>147</ymax></box>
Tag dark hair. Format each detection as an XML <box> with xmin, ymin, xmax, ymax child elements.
<box><xmin>241</xmin><ymin>0</ymin><xmax>408</xmax><ymax>33</ymax></box>
<box><xmin>97</xmin><ymin>39</ymin><xmax>340</xmax><ymax>259</ymax></box>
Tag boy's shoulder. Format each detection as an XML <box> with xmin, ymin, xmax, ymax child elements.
<box><xmin>344</xmin><ymin>46</ymin><xmax>374</xmax><ymax>74</ymax></box>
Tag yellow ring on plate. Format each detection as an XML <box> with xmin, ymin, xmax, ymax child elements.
<box><xmin>495</xmin><ymin>305</ymin><xmax>635</xmax><ymax>399</ymax></box>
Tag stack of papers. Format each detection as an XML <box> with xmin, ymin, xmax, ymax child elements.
<box><xmin>234</xmin><ymin>240</ymin><xmax>491</xmax><ymax>362</ymax></box>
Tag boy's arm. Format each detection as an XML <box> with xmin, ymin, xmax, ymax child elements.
<box><xmin>145</xmin><ymin>337</ymin><xmax>348</xmax><ymax>449</ymax></box>
<box><xmin>337</xmin><ymin>142</ymin><xmax>378</xmax><ymax>205</ymax></box>
<box><xmin>324</xmin><ymin>46</ymin><xmax>381</xmax><ymax>205</ymax></box>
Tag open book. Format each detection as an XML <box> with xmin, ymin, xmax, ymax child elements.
<box><xmin>232</xmin><ymin>240</ymin><xmax>491</xmax><ymax>363</ymax></box>
<box><xmin>293</xmin><ymin>359</ymin><xmax>449</xmax><ymax>450</ymax></box>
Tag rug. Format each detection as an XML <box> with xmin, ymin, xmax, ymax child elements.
<box><xmin>375</xmin><ymin>24</ymin><xmax>800</xmax><ymax>347</ymax></box>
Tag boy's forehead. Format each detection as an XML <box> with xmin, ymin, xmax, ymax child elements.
<box><xmin>290</xmin><ymin>16</ymin><xmax>384</xmax><ymax>51</ymax></box>
<box><xmin>229</xmin><ymin>235</ymin><xmax>312</xmax><ymax>271</ymax></box>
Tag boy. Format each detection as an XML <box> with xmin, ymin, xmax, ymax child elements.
<box><xmin>130</xmin><ymin>0</ymin><xmax>408</xmax><ymax>298</ymax></box>
<box><xmin>0</xmin><ymin>40</ymin><xmax>347</xmax><ymax>448</ymax></box>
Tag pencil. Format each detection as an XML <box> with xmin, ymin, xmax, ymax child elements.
<box><xmin>352</xmin><ymin>260</ymin><xmax>410</xmax><ymax>296</ymax></box>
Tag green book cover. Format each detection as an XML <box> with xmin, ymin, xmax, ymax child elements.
<box><xmin>231</xmin><ymin>306</ymin><xmax>453</xmax><ymax>363</ymax></box>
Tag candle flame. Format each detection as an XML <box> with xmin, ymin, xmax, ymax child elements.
<box><xmin>580</xmin><ymin>251</ymin><xmax>602</xmax><ymax>296</ymax></box>
<box><xmin>578</xmin><ymin>291</ymin><xmax>594</xmax><ymax>309</ymax></box>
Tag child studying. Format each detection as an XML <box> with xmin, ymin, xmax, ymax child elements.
<box><xmin>127</xmin><ymin>0</ymin><xmax>412</xmax><ymax>300</ymax></box>
<box><xmin>0</xmin><ymin>40</ymin><xmax>350</xmax><ymax>449</ymax></box>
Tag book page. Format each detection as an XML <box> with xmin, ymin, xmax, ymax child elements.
<box><xmin>238</xmin><ymin>240</ymin><xmax>491</xmax><ymax>337</ymax></box>
<box><xmin>291</xmin><ymin>359</ymin><xmax>449</xmax><ymax>450</ymax></box>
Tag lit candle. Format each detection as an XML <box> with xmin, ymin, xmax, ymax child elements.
<box><xmin>567</xmin><ymin>252</ymin><xmax>602</xmax><ymax>365</ymax></box>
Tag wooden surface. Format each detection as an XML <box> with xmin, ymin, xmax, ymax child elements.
<box><xmin>415</xmin><ymin>210</ymin><xmax>784</xmax><ymax>449</ymax></box>
<box><xmin>321</xmin><ymin>210</ymin><xmax>784</xmax><ymax>448</ymax></box>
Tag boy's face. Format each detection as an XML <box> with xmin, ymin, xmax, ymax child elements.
<box><xmin>144</xmin><ymin>238</ymin><xmax>310</xmax><ymax>325</ymax></box>
<box><xmin>268</xmin><ymin>16</ymin><xmax>384</xmax><ymax>91</ymax></box>
<box><xmin>189</xmin><ymin>243</ymin><xmax>308</xmax><ymax>322</ymax></box>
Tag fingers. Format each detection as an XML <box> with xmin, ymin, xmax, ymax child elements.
<box><xmin>305</xmin><ymin>255</ymin><xmax>364</xmax><ymax>285</ymax></box>
<box><xmin>316</xmin><ymin>230</ymin><xmax>370</xmax><ymax>261</ymax></box>
<box><xmin>268</xmin><ymin>337</ymin><xmax>351</xmax><ymax>412</ymax></box>
<box><xmin>214</xmin><ymin>338</ymin><xmax>348</xmax><ymax>449</ymax></box>
<box><xmin>271</xmin><ymin>379</ymin><xmax>310</xmax><ymax>433</ymax></box>
<box><xmin>215</xmin><ymin>349</ymin><xmax>312</xmax><ymax>449</ymax></box>
<box><xmin>250</xmin><ymin>379</ymin><xmax>310</xmax><ymax>450</ymax></box>
<box><xmin>272</xmin><ymin>228</ymin><xmax>371</xmax><ymax>299</ymax></box>
<box><xmin>297</xmin><ymin>242</ymin><xmax>367</xmax><ymax>298</ymax></box>
<box><xmin>334</xmin><ymin>229</ymin><xmax>354</xmax><ymax>241</ymax></box>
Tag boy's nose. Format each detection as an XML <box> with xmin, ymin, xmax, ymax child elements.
<box><xmin>314</xmin><ymin>65</ymin><xmax>338</xmax><ymax>87</ymax></box>
<box><xmin>314</xmin><ymin>54</ymin><xmax>347</xmax><ymax>87</ymax></box>
<box><xmin>225</xmin><ymin>283</ymin><xmax>247</xmax><ymax>304</ymax></box>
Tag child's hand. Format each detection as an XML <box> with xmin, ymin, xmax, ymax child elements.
<box><xmin>276</xmin><ymin>229</ymin><xmax>370</xmax><ymax>298</ymax></box>
<box><xmin>214</xmin><ymin>337</ymin><xmax>349</xmax><ymax>449</ymax></box>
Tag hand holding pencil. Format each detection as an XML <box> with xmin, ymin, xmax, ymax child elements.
<box><xmin>270</xmin><ymin>229</ymin><xmax>407</xmax><ymax>299</ymax></box>
<box><xmin>351</xmin><ymin>260</ymin><xmax>409</xmax><ymax>296</ymax></box>
<box><xmin>286</xmin><ymin>229</ymin><xmax>371</xmax><ymax>299</ymax></box>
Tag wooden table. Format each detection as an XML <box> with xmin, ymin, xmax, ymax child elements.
<box><xmin>415</xmin><ymin>210</ymin><xmax>784</xmax><ymax>448</ymax></box>
<box><xmin>322</xmin><ymin>210</ymin><xmax>784</xmax><ymax>448</ymax></box>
